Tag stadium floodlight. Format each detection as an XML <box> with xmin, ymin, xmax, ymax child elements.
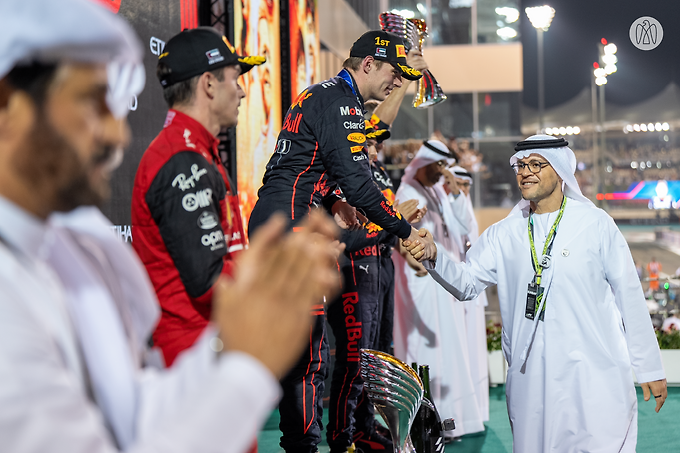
<box><xmin>602</xmin><ymin>54</ymin><xmax>617</xmax><ymax>65</ymax></box>
<box><xmin>497</xmin><ymin>27</ymin><xmax>518</xmax><ymax>40</ymax></box>
<box><xmin>495</xmin><ymin>7</ymin><xmax>520</xmax><ymax>23</ymax></box>
<box><xmin>525</xmin><ymin>5</ymin><xmax>555</xmax><ymax>31</ymax></box>
<box><xmin>526</xmin><ymin>5</ymin><xmax>556</xmax><ymax>131</ymax></box>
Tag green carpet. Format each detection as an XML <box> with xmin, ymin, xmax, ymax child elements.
<box><xmin>257</xmin><ymin>386</ymin><xmax>680</xmax><ymax>452</ymax></box>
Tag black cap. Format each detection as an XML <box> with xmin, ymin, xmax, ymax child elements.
<box><xmin>349</xmin><ymin>30</ymin><xmax>423</xmax><ymax>81</ymax></box>
<box><xmin>157</xmin><ymin>27</ymin><xmax>265</xmax><ymax>87</ymax></box>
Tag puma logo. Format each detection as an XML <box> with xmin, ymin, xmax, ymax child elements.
<box><xmin>359</xmin><ymin>264</ymin><xmax>369</xmax><ymax>274</ymax></box>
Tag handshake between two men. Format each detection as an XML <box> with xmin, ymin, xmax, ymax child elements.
<box><xmin>402</xmin><ymin>227</ymin><xmax>437</xmax><ymax>263</ymax></box>
<box><xmin>227</xmin><ymin>200</ymin><xmax>435</xmax><ymax>381</ymax></box>
<box><xmin>332</xmin><ymin>196</ymin><xmax>437</xmax><ymax>266</ymax></box>
<box><xmin>394</xmin><ymin>199</ymin><xmax>438</xmax><ymax>264</ymax></box>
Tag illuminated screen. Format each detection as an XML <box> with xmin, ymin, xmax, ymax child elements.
<box><xmin>602</xmin><ymin>180</ymin><xmax>680</xmax><ymax>209</ymax></box>
<box><xmin>234</xmin><ymin>0</ymin><xmax>282</xmax><ymax>227</ymax></box>
<box><xmin>289</xmin><ymin>0</ymin><xmax>320</xmax><ymax>102</ymax></box>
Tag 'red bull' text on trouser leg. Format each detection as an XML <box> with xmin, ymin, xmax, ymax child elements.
<box><xmin>279</xmin><ymin>309</ymin><xmax>329</xmax><ymax>453</ymax></box>
<box><xmin>326</xmin><ymin>254</ymin><xmax>381</xmax><ymax>452</ymax></box>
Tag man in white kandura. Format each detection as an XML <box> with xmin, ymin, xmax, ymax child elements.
<box><xmin>405</xmin><ymin>135</ymin><xmax>667</xmax><ymax>451</ymax></box>
<box><xmin>393</xmin><ymin>140</ymin><xmax>484</xmax><ymax>438</ymax></box>
<box><xmin>439</xmin><ymin>164</ymin><xmax>489</xmax><ymax>423</ymax></box>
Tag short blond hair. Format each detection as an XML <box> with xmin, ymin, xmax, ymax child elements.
<box><xmin>342</xmin><ymin>57</ymin><xmax>385</xmax><ymax>72</ymax></box>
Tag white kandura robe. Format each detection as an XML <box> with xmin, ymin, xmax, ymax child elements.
<box><xmin>445</xmin><ymin>189</ymin><xmax>490</xmax><ymax>422</ymax></box>
<box><xmin>426</xmin><ymin>197</ymin><xmax>665</xmax><ymax>452</ymax></box>
<box><xmin>0</xmin><ymin>198</ymin><xmax>280</xmax><ymax>453</ymax></box>
<box><xmin>393</xmin><ymin>181</ymin><xmax>484</xmax><ymax>436</ymax></box>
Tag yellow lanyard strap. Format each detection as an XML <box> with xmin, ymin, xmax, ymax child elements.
<box><xmin>528</xmin><ymin>196</ymin><xmax>566</xmax><ymax>286</ymax></box>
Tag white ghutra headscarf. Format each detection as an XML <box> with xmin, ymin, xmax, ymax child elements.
<box><xmin>510</xmin><ymin>135</ymin><xmax>592</xmax><ymax>214</ymax></box>
<box><xmin>0</xmin><ymin>0</ymin><xmax>145</xmax><ymax>119</ymax></box>
<box><xmin>402</xmin><ymin>140</ymin><xmax>454</xmax><ymax>185</ymax></box>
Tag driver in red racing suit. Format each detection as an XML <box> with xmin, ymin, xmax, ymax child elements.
<box><xmin>132</xmin><ymin>28</ymin><xmax>263</xmax><ymax>366</ymax></box>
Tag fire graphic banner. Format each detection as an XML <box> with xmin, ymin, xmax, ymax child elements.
<box><xmin>289</xmin><ymin>0</ymin><xmax>320</xmax><ymax>103</ymax></box>
<box><xmin>233</xmin><ymin>0</ymin><xmax>282</xmax><ymax>226</ymax></box>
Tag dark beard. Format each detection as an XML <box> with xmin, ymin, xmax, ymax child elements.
<box><xmin>12</xmin><ymin>110</ymin><xmax>111</xmax><ymax>213</ymax></box>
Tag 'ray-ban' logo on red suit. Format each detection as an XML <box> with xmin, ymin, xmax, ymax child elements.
<box><xmin>91</xmin><ymin>0</ymin><xmax>121</xmax><ymax>13</ymax></box>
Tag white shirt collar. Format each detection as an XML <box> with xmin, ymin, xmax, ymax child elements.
<box><xmin>0</xmin><ymin>196</ymin><xmax>48</xmax><ymax>259</ymax></box>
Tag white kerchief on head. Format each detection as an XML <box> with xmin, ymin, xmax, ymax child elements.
<box><xmin>510</xmin><ymin>135</ymin><xmax>592</xmax><ymax>214</ymax></box>
<box><xmin>402</xmin><ymin>140</ymin><xmax>451</xmax><ymax>185</ymax></box>
<box><xmin>451</xmin><ymin>165</ymin><xmax>473</xmax><ymax>184</ymax></box>
<box><xmin>0</xmin><ymin>0</ymin><xmax>145</xmax><ymax>118</ymax></box>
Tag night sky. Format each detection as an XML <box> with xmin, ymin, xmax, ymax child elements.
<box><xmin>521</xmin><ymin>0</ymin><xmax>680</xmax><ymax>108</ymax></box>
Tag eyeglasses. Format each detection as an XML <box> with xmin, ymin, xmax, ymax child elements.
<box><xmin>435</xmin><ymin>161</ymin><xmax>446</xmax><ymax>168</ymax></box>
<box><xmin>511</xmin><ymin>161</ymin><xmax>550</xmax><ymax>175</ymax></box>
<box><xmin>458</xmin><ymin>182</ymin><xmax>471</xmax><ymax>188</ymax></box>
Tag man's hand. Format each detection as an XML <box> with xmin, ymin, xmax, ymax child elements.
<box><xmin>399</xmin><ymin>242</ymin><xmax>429</xmax><ymax>276</ymax></box>
<box><xmin>395</xmin><ymin>198</ymin><xmax>427</xmax><ymax>224</ymax></box>
<box><xmin>402</xmin><ymin>227</ymin><xmax>437</xmax><ymax>262</ymax></box>
<box><xmin>332</xmin><ymin>200</ymin><xmax>361</xmax><ymax>230</ymax></box>
<box><xmin>375</xmin><ymin>49</ymin><xmax>428</xmax><ymax>125</ymax></box>
<box><xmin>406</xmin><ymin>49</ymin><xmax>428</xmax><ymax>72</ymax></box>
<box><xmin>441</xmin><ymin>168</ymin><xmax>460</xmax><ymax>196</ymax></box>
<box><xmin>641</xmin><ymin>378</ymin><xmax>668</xmax><ymax>413</ymax></box>
<box><xmin>212</xmin><ymin>211</ymin><xmax>341</xmax><ymax>379</ymax></box>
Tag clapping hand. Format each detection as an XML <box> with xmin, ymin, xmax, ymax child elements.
<box><xmin>395</xmin><ymin>198</ymin><xmax>427</xmax><ymax>224</ymax></box>
<box><xmin>212</xmin><ymin>211</ymin><xmax>342</xmax><ymax>379</ymax></box>
<box><xmin>332</xmin><ymin>200</ymin><xmax>361</xmax><ymax>230</ymax></box>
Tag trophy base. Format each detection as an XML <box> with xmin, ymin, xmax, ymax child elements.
<box><xmin>414</xmin><ymin>94</ymin><xmax>448</xmax><ymax>109</ymax></box>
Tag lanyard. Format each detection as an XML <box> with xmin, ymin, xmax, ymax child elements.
<box><xmin>528</xmin><ymin>196</ymin><xmax>566</xmax><ymax>286</ymax></box>
<box><xmin>337</xmin><ymin>69</ymin><xmax>364</xmax><ymax>111</ymax></box>
<box><xmin>337</xmin><ymin>69</ymin><xmax>356</xmax><ymax>96</ymax></box>
<box><xmin>524</xmin><ymin>196</ymin><xmax>566</xmax><ymax>321</ymax></box>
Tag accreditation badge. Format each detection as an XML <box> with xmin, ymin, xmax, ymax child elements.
<box><xmin>525</xmin><ymin>282</ymin><xmax>545</xmax><ymax>321</ymax></box>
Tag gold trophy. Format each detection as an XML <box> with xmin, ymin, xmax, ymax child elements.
<box><xmin>360</xmin><ymin>349</ymin><xmax>424</xmax><ymax>453</ymax></box>
<box><xmin>380</xmin><ymin>12</ymin><xmax>447</xmax><ymax>109</ymax></box>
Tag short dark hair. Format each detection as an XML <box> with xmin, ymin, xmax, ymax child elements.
<box><xmin>342</xmin><ymin>57</ymin><xmax>384</xmax><ymax>72</ymax></box>
<box><xmin>5</xmin><ymin>63</ymin><xmax>58</xmax><ymax>107</ymax></box>
<box><xmin>157</xmin><ymin>61</ymin><xmax>226</xmax><ymax>108</ymax></box>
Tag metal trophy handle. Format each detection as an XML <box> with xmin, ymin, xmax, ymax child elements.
<box><xmin>380</xmin><ymin>12</ymin><xmax>447</xmax><ymax>109</ymax></box>
<box><xmin>360</xmin><ymin>349</ymin><xmax>424</xmax><ymax>453</ymax></box>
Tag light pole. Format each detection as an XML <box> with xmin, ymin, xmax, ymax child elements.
<box><xmin>526</xmin><ymin>5</ymin><xmax>555</xmax><ymax>132</ymax></box>
<box><xmin>592</xmin><ymin>39</ymin><xmax>617</xmax><ymax>205</ymax></box>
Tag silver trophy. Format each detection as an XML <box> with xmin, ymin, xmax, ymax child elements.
<box><xmin>380</xmin><ymin>12</ymin><xmax>447</xmax><ymax>109</ymax></box>
<box><xmin>360</xmin><ymin>349</ymin><xmax>424</xmax><ymax>453</ymax></box>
